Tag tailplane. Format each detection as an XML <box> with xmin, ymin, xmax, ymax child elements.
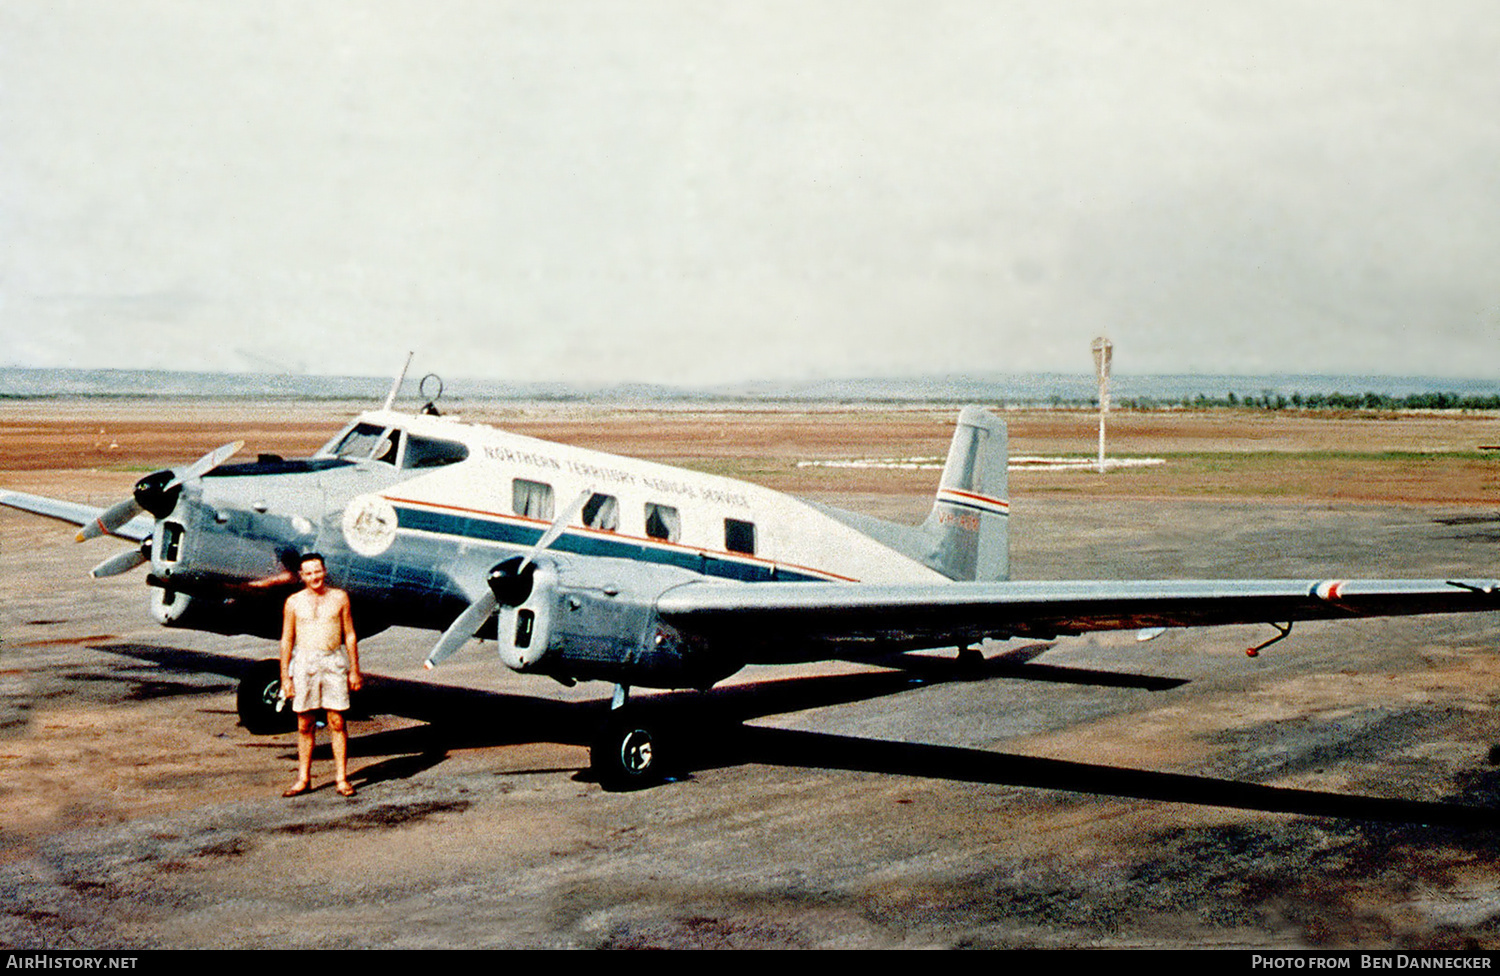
<box><xmin>920</xmin><ymin>405</ymin><xmax>1009</xmax><ymax>581</ymax></box>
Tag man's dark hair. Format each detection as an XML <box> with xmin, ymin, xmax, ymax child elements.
<box><xmin>298</xmin><ymin>552</ymin><xmax>326</xmax><ymax>567</ymax></box>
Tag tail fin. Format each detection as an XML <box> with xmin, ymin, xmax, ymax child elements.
<box><xmin>921</xmin><ymin>406</ymin><xmax>1009</xmax><ymax>581</ymax></box>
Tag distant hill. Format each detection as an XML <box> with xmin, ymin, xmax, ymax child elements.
<box><xmin>4</xmin><ymin>366</ymin><xmax>1500</xmax><ymax>408</ymax></box>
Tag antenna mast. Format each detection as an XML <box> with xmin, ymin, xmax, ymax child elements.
<box><xmin>382</xmin><ymin>351</ymin><xmax>415</xmax><ymax>412</ymax></box>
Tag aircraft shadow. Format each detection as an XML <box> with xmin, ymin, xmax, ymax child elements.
<box><xmin>88</xmin><ymin>641</ymin><xmax>1493</xmax><ymax>828</ymax></box>
<box><xmin>708</xmin><ymin>727</ymin><xmax>1496</xmax><ymax>830</ymax></box>
<box><xmin>853</xmin><ymin>643</ymin><xmax>1190</xmax><ymax>691</ymax></box>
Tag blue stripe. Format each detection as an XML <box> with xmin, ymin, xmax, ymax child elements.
<box><xmin>393</xmin><ymin>504</ymin><xmax>828</xmax><ymax>583</ymax></box>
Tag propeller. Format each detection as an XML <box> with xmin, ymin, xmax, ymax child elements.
<box><xmin>425</xmin><ymin>488</ymin><xmax>594</xmax><ymax>669</ymax></box>
<box><xmin>77</xmin><ymin>440</ymin><xmax>243</xmax><ymax>542</ymax></box>
<box><xmin>91</xmin><ymin>542</ymin><xmax>151</xmax><ymax>579</ymax></box>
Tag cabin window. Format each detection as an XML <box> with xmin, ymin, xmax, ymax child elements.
<box><xmin>513</xmin><ymin>479</ymin><xmax>555</xmax><ymax>520</ymax></box>
<box><xmin>322</xmin><ymin>422</ymin><xmax>402</xmax><ymax>465</ymax></box>
<box><xmin>583</xmin><ymin>493</ymin><xmax>619</xmax><ymax>531</ymax></box>
<box><xmin>724</xmin><ymin>518</ymin><xmax>756</xmax><ymax>555</ymax></box>
<box><xmin>644</xmin><ymin>502</ymin><xmax>680</xmax><ymax>542</ymax></box>
<box><xmin>403</xmin><ymin>435</ymin><xmax>469</xmax><ymax>469</ymax></box>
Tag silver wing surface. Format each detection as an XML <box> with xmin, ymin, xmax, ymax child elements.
<box><xmin>0</xmin><ymin>490</ymin><xmax>153</xmax><ymax>543</ymax></box>
<box><xmin>655</xmin><ymin>578</ymin><xmax>1500</xmax><ymax>663</ymax></box>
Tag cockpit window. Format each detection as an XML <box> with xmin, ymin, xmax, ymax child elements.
<box><xmin>403</xmin><ymin>435</ymin><xmax>469</xmax><ymax>469</ymax></box>
<box><xmin>320</xmin><ymin>422</ymin><xmax>403</xmax><ymax>465</ymax></box>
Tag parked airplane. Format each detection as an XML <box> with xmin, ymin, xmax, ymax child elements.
<box><xmin>4</xmin><ymin>374</ymin><xmax>1499</xmax><ymax>787</ymax></box>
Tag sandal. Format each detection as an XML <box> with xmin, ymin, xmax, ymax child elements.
<box><xmin>282</xmin><ymin>781</ymin><xmax>311</xmax><ymax>797</ymax></box>
<box><xmin>335</xmin><ymin>781</ymin><xmax>357</xmax><ymax>797</ymax></box>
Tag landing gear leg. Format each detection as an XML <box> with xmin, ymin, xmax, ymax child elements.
<box><xmin>591</xmin><ymin>684</ymin><xmax>665</xmax><ymax>791</ymax></box>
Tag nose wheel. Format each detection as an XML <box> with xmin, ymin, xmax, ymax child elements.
<box><xmin>237</xmin><ymin>658</ymin><xmax>296</xmax><ymax>735</ymax></box>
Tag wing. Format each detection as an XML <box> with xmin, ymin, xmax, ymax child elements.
<box><xmin>0</xmin><ymin>490</ymin><xmax>154</xmax><ymax>543</ymax></box>
<box><xmin>655</xmin><ymin>577</ymin><xmax>1500</xmax><ymax>662</ymax></box>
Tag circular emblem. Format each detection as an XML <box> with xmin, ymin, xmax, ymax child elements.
<box><xmin>341</xmin><ymin>494</ymin><xmax>399</xmax><ymax>557</ymax></box>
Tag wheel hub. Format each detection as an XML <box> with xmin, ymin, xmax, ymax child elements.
<box><xmin>620</xmin><ymin>729</ymin><xmax>654</xmax><ymax>773</ymax></box>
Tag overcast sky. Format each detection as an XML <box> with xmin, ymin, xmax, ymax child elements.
<box><xmin>2</xmin><ymin>1</ymin><xmax>1497</xmax><ymax>384</ymax></box>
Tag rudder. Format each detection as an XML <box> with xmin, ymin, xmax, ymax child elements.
<box><xmin>921</xmin><ymin>406</ymin><xmax>1009</xmax><ymax>581</ymax></box>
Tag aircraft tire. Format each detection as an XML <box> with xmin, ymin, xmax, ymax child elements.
<box><xmin>592</xmin><ymin>715</ymin><xmax>664</xmax><ymax>791</ymax></box>
<box><xmin>237</xmin><ymin>658</ymin><xmax>295</xmax><ymax>735</ymax></box>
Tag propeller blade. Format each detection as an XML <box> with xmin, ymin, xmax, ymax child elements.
<box><xmin>425</xmin><ymin>591</ymin><xmax>498</xmax><ymax>670</ymax></box>
<box><xmin>166</xmin><ymin>439</ymin><xmax>244</xmax><ymax>489</ymax></box>
<box><xmin>425</xmin><ymin>489</ymin><xmax>592</xmax><ymax>668</ymax></box>
<box><xmin>76</xmin><ymin>440</ymin><xmax>243</xmax><ymax>542</ymax></box>
<box><xmin>90</xmin><ymin>546</ymin><xmax>149</xmax><ymax>579</ymax></box>
<box><xmin>76</xmin><ymin>497</ymin><xmax>144</xmax><ymax>542</ymax></box>
<box><xmin>519</xmin><ymin>487</ymin><xmax>594</xmax><ymax>572</ymax></box>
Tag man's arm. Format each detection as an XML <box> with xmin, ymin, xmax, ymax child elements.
<box><xmin>279</xmin><ymin>596</ymin><xmax>297</xmax><ymax>698</ymax></box>
<box><xmin>340</xmin><ymin>592</ymin><xmax>362</xmax><ymax>692</ymax></box>
<box><xmin>244</xmin><ymin>568</ymin><xmax>296</xmax><ymax>591</ymax></box>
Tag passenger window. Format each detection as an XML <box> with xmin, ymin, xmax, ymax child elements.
<box><xmin>645</xmin><ymin>502</ymin><xmax>680</xmax><ymax>542</ymax></box>
<box><xmin>403</xmin><ymin>435</ymin><xmax>469</xmax><ymax>469</ymax></box>
<box><xmin>724</xmin><ymin>518</ymin><xmax>756</xmax><ymax>555</ymax></box>
<box><xmin>583</xmin><ymin>493</ymin><xmax>619</xmax><ymax>531</ymax></box>
<box><xmin>513</xmin><ymin>479</ymin><xmax>555</xmax><ymax>519</ymax></box>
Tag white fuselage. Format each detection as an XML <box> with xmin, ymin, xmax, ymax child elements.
<box><xmin>345</xmin><ymin>409</ymin><xmax>947</xmax><ymax>587</ymax></box>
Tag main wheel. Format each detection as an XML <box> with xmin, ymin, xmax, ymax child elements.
<box><xmin>592</xmin><ymin>715</ymin><xmax>665</xmax><ymax>791</ymax></box>
<box><xmin>237</xmin><ymin>658</ymin><xmax>295</xmax><ymax>734</ymax></box>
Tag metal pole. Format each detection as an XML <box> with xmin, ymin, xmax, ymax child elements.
<box><xmin>1091</xmin><ymin>337</ymin><xmax>1112</xmax><ymax>474</ymax></box>
<box><xmin>1098</xmin><ymin>402</ymin><xmax>1106</xmax><ymax>474</ymax></box>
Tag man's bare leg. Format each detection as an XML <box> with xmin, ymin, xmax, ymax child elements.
<box><xmin>329</xmin><ymin>710</ymin><xmax>355</xmax><ymax>796</ymax></box>
<box><xmin>285</xmin><ymin>712</ymin><xmax>316</xmax><ymax>796</ymax></box>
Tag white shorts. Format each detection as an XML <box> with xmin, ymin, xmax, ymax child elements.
<box><xmin>290</xmin><ymin>650</ymin><xmax>351</xmax><ymax>713</ymax></box>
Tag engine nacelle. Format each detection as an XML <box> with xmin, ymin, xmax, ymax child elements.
<box><xmin>150</xmin><ymin>584</ymin><xmax>200</xmax><ymax>627</ymax></box>
<box><xmin>494</xmin><ymin>557</ymin><xmax>735</xmax><ymax>690</ymax></box>
<box><xmin>149</xmin><ymin>581</ymin><xmax>284</xmax><ymax>639</ymax></box>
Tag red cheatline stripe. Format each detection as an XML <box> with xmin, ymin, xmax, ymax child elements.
<box><xmin>937</xmin><ymin>488</ymin><xmax>1009</xmax><ymax>511</ymax></box>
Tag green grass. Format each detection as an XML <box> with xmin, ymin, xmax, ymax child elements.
<box><xmin>100</xmin><ymin>463</ymin><xmax>163</xmax><ymax>473</ymax></box>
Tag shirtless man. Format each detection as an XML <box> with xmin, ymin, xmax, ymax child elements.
<box><xmin>279</xmin><ymin>552</ymin><xmax>363</xmax><ymax>797</ymax></box>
